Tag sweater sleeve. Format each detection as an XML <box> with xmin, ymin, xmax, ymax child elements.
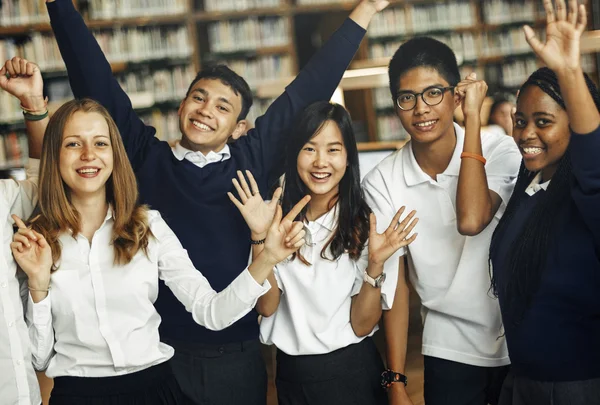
<box><xmin>46</xmin><ymin>0</ymin><xmax>157</xmax><ymax>170</ymax></box>
<box><xmin>569</xmin><ymin>124</ymin><xmax>600</xmax><ymax>246</ymax></box>
<box><xmin>237</xmin><ymin>19</ymin><xmax>366</xmax><ymax>186</ymax></box>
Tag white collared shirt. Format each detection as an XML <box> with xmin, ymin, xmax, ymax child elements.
<box><xmin>260</xmin><ymin>206</ymin><xmax>394</xmax><ymax>355</ymax></box>
<box><xmin>27</xmin><ymin>209</ymin><xmax>269</xmax><ymax>378</ymax></box>
<box><xmin>363</xmin><ymin>123</ymin><xmax>521</xmax><ymax>367</ymax></box>
<box><xmin>0</xmin><ymin>159</ymin><xmax>41</xmax><ymax>405</ymax></box>
<box><xmin>172</xmin><ymin>142</ymin><xmax>231</xmax><ymax>168</ymax></box>
<box><xmin>525</xmin><ymin>172</ymin><xmax>550</xmax><ymax>196</ymax></box>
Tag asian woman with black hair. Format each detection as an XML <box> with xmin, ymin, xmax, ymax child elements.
<box><xmin>489</xmin><ymin>0</ymin><xmax>600</xmax><ymax>403</ymax></box>
<box><xmin>229</xmin><ymin>101</ymin><xmax>418</xmax><ymax>405</ymax></box>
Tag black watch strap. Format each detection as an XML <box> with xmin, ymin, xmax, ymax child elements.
<box><xmin>381</xmin><ymin>369</ymin><xmax>408</xmax><ymax>388</ymax></box>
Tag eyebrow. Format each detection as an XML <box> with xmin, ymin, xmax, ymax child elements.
<box><xmin>192</xmin><ymin>88</ymin><xmax>234</xmax><ymax>108</ymax></box>
<box><xmin>307</xmin><ymin>141</ymin><xmax>343</xmax><ymax>146</ymax></box>
<box><xmin>63</xmin><ymin>135</ymin><xmax>110</xmax><ymax>139</ymax></box>
<box><xmin>515</xmin><ymin>111</ymin><xmax>556</xmax><ymax>118</ymax></box>
<box><xmin>397</xmin><ymin>84</ymin><xmax>446</xmax><ymax>93</ymax></box>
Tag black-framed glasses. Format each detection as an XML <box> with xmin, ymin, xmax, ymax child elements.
<box><xmin>396</xmin><ymin>86</ymin><xmax>455</xmax><ymax>111</ymax></box>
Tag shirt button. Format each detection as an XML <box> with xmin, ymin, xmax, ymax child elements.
<box><xmin>15</xmin><ymin>360</ymin><xmax>22</xmax><ymax>366</ymax></box>
<box><xmin>8</xmin><ymin>321</ymin><xmax>14</xmax><ymax>327</ymax></box>
<box><xmin>0</xmin><ymin>282</ymin><xmax>6</xmax><ymax>288</ymax></box>
<box><xmin>218</xmin><ymin>347</ymin><xmax>225</xmax><ymax>354</ymax></box>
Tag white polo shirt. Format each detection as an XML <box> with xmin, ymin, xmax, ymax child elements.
<box><xmin>260</xmin><ymin>205</ymin><xmax>395</xmax><ymax>355</ymax></box>
<box><xmin>362</xmin><ymin>123</ymin><xmax>521</xmax><ymax>367</ymax></box>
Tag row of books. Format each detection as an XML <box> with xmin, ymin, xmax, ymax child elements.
<box><xmin>0</xmin><ymin>0</ymin><xmax>48</xmax><ymax>27</ymax></box>
<box><xmin>202</xmin><ymin>0</ymin><xmax>283</xmax><ymax>13</ymax></box>
<box><xmin>0</xmin><ymin>27</ymin><xmax>192</xmax><ymax>74</ymax></box>
<box><xmin>376</xmin><ymin>114</ymin><xmax>409</xmax><ymax>142</ymax></box>
<box><xmin>85</xmin><ymin>0</ymin><xmax>187</xmax><ymax>20</ymax></box>
<box><xmin>0</xmin><ymin>131</ymin><xmax>29</xmax><ymax>169</ymax></box>
<box><xmin>207</xmin><ymin>18</ymin><xmax>291</xmax><ymax>54</ymax></box>
<box><xmin>118</xmin><ymin>65</ymin><xmax>196</xmax><ymax>104</ymax></box>
<box><xmin>139</xmin><ymin>110</ymin><xmax>180</xmax><ymax>143</ymax></box>
<box><xmin>245</xmin><ymin>98</ymin><xmax>277</xmax><ymax>127</ymax></box>
<box><xmin>368</xmin><ymin>27</ymin><xmax>545</xmax><ymax>66</ymax></box>
<box><xmin>481</xmin><ymin>0</ymin><xmax>546</xmax><ymax>25</ymax></box>
<box><xmin>221</xmin><ymin>55</ymin><xmax>293</xmax><ymax>89</ymax></box>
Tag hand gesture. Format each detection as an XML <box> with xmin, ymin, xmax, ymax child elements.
<box><xmin>10</xmin><ymin>215</ymin><xmax>52</xmax><ymax>289</ymax></box>
<box><xmin>263</xmin><ymin>195</ymin><xmax>311</xmax><ymax>265</ymax></box>
<box><xmin>0</xmin><ymin>58</ymin><xmax>45</xmax><ymax>109</ymax></box>
<box><xmin>455</xmin><ymin>72</ymin><xmax>488</xmax><ymax>119</ymax></box>
<box><xmin>524</xmin><ymin>0</ymin><xmax>587</xmax><ymax>72</ymax></box>
<box><xmin>228</xmin><ymin>170</ymin><xmax>283</xmax><ymax>237</ymax></box>
<box><xmin>368</xmin><ymin>207</ymin><xmax>418</xmax><ymax>266</ymax></box>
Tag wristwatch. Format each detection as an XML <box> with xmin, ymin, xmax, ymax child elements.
<box><xmin>364</xmin><ymin>271</ymin><xmax>386</xmax><ymax>288</ymax></box>
<box><xmin>381</xmin><ymin>369</ymin><xmax>408</xmax><ymax>389</ymax></box>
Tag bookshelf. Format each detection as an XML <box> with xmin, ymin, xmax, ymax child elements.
<box><xmin>1</xmin><ymin>0</ymin><xmax>599</xmax><ymax>164</ymax></box>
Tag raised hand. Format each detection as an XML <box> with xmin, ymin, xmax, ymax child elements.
<box><xmin>262</xmin><ymin>195</ymin><xmax>311</xmax><ymax>264</ymax></box>
<box><xmin>0</xmin><ymin>57</ymin><xmax>45</xmax><ymax>110</ymax></box>
<box><xmin>455</xmin><ymin>72</ymin><xmax>488</xmax><ymax>119</ymax></box>
<box><xmin>524</xmin><ymin>0</ymin><xmax>587</xmax><ymax>72</ymax></box>
<box><xmin>368</xmin><ymin>207</ymin><xmax>418</xmax><ymax>266</ymax></box>
<box><xmin>228</xmin><ymin>170</ymin><xmax>283</xmax><ymax>237</ymax></box>
<box><xmin>10</xmin><ymin>215</ymin><xmax>52</xmax><ymax>290</ymax></box>
<box><xmin>363</xmin><ymin>0</ymin><xmax>390</xmax><ymax>12</ymax></box>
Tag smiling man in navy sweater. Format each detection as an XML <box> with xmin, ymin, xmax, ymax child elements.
<box><xmin>44</xmin><ymin>0</ymin><xmax>390</xmax><ymax>403</ymax></box>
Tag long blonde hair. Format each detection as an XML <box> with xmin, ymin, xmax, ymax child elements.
<box><xmin>32</xmin><ymin>98</ymin><xmax>152</xmax><ymax>267</ymax></box>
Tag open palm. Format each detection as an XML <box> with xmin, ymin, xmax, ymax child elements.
<box><xmin>368</xmin><ymin>0</ymin><xmax>390</xmax><ymax>12</ymax></box>
<box><xmin>228</xmin><ymin>170</ymin><xmax>283</xmax><ymax>236</ymax></box>
<box><xmin>368</xmin><ymin>207</ymin><xmax>418</xmax><ymax>265</ymax></box>
<box><xmin>524</xmin><ymin>0</ymin><xmax>587</xmax><ymax>72</ymax></box>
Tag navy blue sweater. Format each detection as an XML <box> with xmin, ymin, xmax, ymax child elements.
<box><xmin>47</xmin><ymin>0</ymin><xmax>366</xmax><ymax>344</ymax></box>
<box><xmin>491</xmin><ymin>126</ymin><xmax>600</xmax><ymax>381</ymax></box>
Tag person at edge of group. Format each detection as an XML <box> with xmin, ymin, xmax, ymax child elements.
<box><xmin>10</xmin><ymin>94</ymin><xmax>312</xmax><ymax>405</ymax></box>
<box><xmin>362</xmin><ymin>35</ymin><xmax>522</xmax><ymax>405</ymax></box>
<box><xmin>0</xmin><ymin>58</ymin><xmax>45</xmax><ymax>405</ymax></box>
<box><xmin>489</xmin><ymin>0</ymin><xmax>600</xmax><ymax>403</ymax></box>
<box><xmin>43</xmin><ymin>0</ymin><xmax>390</xmax><ymax>402</ymax></box>
<box><xmin>486</xmin><ymin>93</ymin><xmax>517</xmax><ymax>137</ymax></box>
<box><xmin>228</xmin><ymin>101</ymin><xmax>418</xmax><ymax>405</ymax></box>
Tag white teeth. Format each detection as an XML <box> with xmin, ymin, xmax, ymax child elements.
<box><xmin>312</xmin><ymin>173</ymin><xmax>330</xmax><ymax>179</ymax></box>
<box><xmin>415</xmin><ymin>120</ymin><xmax>436</xmax><ymax>127</ymax></box>
<box><xmin>523</xmin><ymin>147</ymin><xmax>543</xmax><ymax>155</ymax></box>
<box><xmin>192</xmin><ymin>121</ymin><xmax>211</xmax><ymax>131</ymax></box>
<box><xmin>77</xmin><ymin>169</ymin><xmax>98</xmax><ymax>174</ymax></box>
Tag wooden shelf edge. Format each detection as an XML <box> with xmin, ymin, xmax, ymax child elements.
<box><xmin>86</xmin><ymin>14</ymin><xmax>189</xmax><ymax>29</ymax></box>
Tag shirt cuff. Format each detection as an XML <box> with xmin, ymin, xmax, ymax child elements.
<box><xmin>231</xmin><ymin>268</ymin><xmax>271</xmax><ymax>305</ymax></box>
<box><xmin>26</xmin><ymin>291</ymin><xmax>52</xmax><ymax>326</ymax></box>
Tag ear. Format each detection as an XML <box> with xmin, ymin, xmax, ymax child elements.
<box><xmin>177</xmin><ymin>99</ymin><xmax>185</xmax><ymax>117</ymax></box>
<box><xmin>230</xmin><ymin>120</ymin><xmax>248</xmax><ymax>141</ymax></box>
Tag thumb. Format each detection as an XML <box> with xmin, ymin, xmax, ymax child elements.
<box><xmin>523</xmin><ymin>25</ymin><xmax>544</xmax><ymax>55</ymax></box>
<box><xmin>269</xmin><ymin>187</ymin><xmax>283</xmax><ymax>210</ymax></box>
<box><xmin>369</xmin><ymin>213</ymin><xmax>377</xmax><ymax>236</ymax></box>
<box><xmin>0</xmin><ymin>66</ymin><xmax>8</xmax><ymax>89</ymax></box>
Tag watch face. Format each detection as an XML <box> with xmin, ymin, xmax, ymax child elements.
<box><xmin>375</xmin><ymin>272</ymin><xmax>386</xmax><ymax>287</ymax></box>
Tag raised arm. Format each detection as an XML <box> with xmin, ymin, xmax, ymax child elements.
<box><xmin>242</xmin><ymin>0</ymin><xmax>389</xmax><ymax>180</ymax></box>
<box><xmin>455</xmin><ymin>73</ymin><xmax>505</xmax><ymax>236</ymax></box>
<box><xmin>525</xmin><ymin>0</ymin><xmax>600</xmax><ymax>242</ymax></box>
<box><xmin>158</xmin><ymin>195</ymin><xmax>308</xmax><ymax>330</ymax></box>
<box><xmin>350</xmin><ymin>208</ymin><xmax>417</xmax><ymax>337</ymax></box>
<box><xmin>45</xmin><ymin>0</ymin><xmax>155</xmax><ymax>167</ymax></box>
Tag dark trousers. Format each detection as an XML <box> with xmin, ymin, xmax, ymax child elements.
<box><xmin>165</xmin><ymin>339</ymin><xmax>267</xmax><ymax>405</ymax></box>
<box><xmin>275</xmin><ymin>337</ymin><xmax>387</xmax><ymax>405</ymax></box>
<box><xmin>424</xmin><ymin>356</ymin><xmax>509</xmax><ymax>405</ymax></box>
<box><xmin>498</xmin><ymin>372</ymin><xmax>600</xmax><ymax>405</ymax></box>
<box><xmin>49</xmin><ymin>361</ymin><xmax>190</xmax><ymax>405</ymax></box>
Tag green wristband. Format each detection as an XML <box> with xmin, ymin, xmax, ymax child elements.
<box><xmin>23</xmin><ymin>110</ymin><xmax>48</xmax><ymax>121</ymax></box>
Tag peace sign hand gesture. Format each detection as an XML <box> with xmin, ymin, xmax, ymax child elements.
<box><xmin>524</xmin><ymin>0</ymin><xmax>587</xmax><ymax>73</ymax></box>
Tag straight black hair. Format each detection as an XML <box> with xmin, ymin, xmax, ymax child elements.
<box><xmin>388</xmin><ymin>37</ymin><xmax>461</xmax><ymax>102</ymax></box>
<box><xmin>282</xmin><ymin>101</ymin><xmax>370</xmax><ymax>263</ymax></box>
<box><xmin>490</xmin><ymin>67</ymin><xmax>600</xmax><ymax>324</ymax></box>
<box><xmin>186</xmin><ymin>64</ymin><xmax>253</xmax><ymax>121</ymax></box>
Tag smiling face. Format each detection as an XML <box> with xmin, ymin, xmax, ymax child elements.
<box><xmin>178</xmin><ymin>78</ymin><xmax>248</xmax><ymax>155</ymax></box>
<box><xmin>296</xmin><ymin>120</ymin><xmax>348</xmax><ymax>204</ymax></box>
<box><xmin>513</xmin><ymin>85</ymin><xmax>570</xmax><ymax>181</ymax></box>
<box><xmin>395</xmin><ymin>67</ymin><xmax>459</xmax><ymax>146</ymax></box>
<box><xmin>59</xmin><ymin>111</ymin><xmax>114</xmax><ymax>201</ymax></box>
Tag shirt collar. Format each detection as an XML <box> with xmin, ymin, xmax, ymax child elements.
<box><xmin>525</xmin><ymin>172</ymin><xmax>551</xmax><ymax>196</ymax></box>
<box><xmin>172</xmin><ymin>142</ymin><xmax>231</xmax><ymax>165</ymax></box>
<box><xmin>403</xmin><ymin>122</ymin><xmax>464</xmax><ymax>186</ymax></box>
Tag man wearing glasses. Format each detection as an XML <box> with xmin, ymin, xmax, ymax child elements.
<box><xmin>363</xmin><ymin>37</ymin><xmax>520</xmax><ymax>405</ymax></box>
